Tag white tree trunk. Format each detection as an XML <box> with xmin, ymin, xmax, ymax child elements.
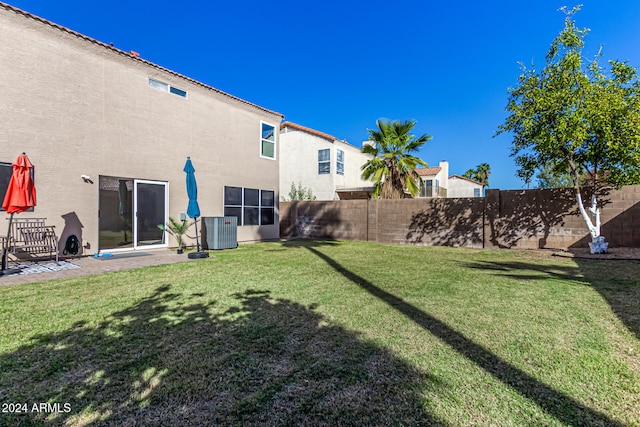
<box><xmin>576</xmin><ymin>192</ymin><xmax>608</xmax><ymax>254</ymax></box>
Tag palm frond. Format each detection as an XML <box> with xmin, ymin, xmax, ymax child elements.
<box><xmin>360</xmin><ymin>118</ymin><xmax>431</xmax><ymax>198</ymax></box>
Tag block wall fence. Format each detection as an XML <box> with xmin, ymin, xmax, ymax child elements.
<box><xmin>279</xmin><ymin>186</ymin><xmax>640</xmax><ymax>250</ymax></box>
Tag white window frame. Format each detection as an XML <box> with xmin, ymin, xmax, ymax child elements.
<box><xmin>148</xmin><ymin>77</ymin><xmax>188</xmax><ymax>98</ymax></box>
<box><xmin>318</xmin><ymin>149</ymin><xmax>331</xmax><ymax>174</ymax></box>
<box><xmin>421</xmin><ymin>179</ymin><xmax>433</xmax><ymax>197</ymax></box>
<box><xmin>336</xmin><ymin>149</ymin><xmax>344</xmax><ymax>175</ymax></box>
<box><xmin>260</xmin><ymin>121</ymin><xmax>277</xmax><ymax>160</ymax></box>
<box><xmin>133</xmin><ymin>179</ymin><xmax>169</xmax><ymax>250</ymax></box>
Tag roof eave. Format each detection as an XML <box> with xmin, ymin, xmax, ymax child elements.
<box><xmin>0</xmin><ymin>2</ymin><xmax>283</xmax><ymax>119</ymax></box>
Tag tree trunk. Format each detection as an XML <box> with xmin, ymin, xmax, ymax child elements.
<box><xmin>575</xmin><ymin>190</ymin><xmax>608</xmax><ymax>254</ymax></box>
<box><xmin>569</xmin><ymin>157</ymin><xmax>608</xmax><ymax>254</ymax></box>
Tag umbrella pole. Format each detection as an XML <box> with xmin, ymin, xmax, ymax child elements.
<box><xmin>194</xmin><ymin>217</ymin><xmax>200</xmax><ymax>252</ymax></box>
<box><xmin>2</xmin><ymin>213</ymin><xmax>15</xmax><ymax>271</ymax></box>
<box><xmin>187</xmin><ymin>217</ymin><xmax>208</xmax><ymax>259</ymax></box>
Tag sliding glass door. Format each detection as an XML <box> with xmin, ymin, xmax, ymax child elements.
<box><xmin>99</xmin><ymin>176</ymin><xmax>168</xmax><ymax>251</ymax></box>
<box><xmin>133</xmin><ymin>180</ymin><xmax>168</xmax><ymax>249</ymax></box>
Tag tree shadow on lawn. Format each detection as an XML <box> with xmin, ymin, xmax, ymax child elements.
<box><xmin>464</xmin><ymin>258</ymin><xmax>640</xmax><ymax>343</ymax></box>
<box><xmin>289</xmin><ymin>240</ymin><xmax>626</xmax><ymax>427</ymax></box>
<box><xmin>0</xmin><ymin>285</ymin><xmax>442</xmax><ymax>426</ymax></box>
<box><xmin>573</xmin><ymin>258</ymin><xmax>640</xmax><ymax>343</ymax></box>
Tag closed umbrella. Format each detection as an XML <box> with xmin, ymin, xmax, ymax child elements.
<box><xmin>2</xmin><ymin>153</ymin><xmax>37</xmax><ymax>272</ymax></box>
<box><xmin>183</xmin><ymin>157</ymin><xmax>208</xmax><ymax>259</ymax></box>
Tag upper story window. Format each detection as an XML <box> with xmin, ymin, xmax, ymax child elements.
<box><xmin>336</xmin><ymin>149</ymin><xmax>344</xmax><ymax>175</ymax></box>
<box><xmin>318</xmin><ymin>149</ymin><xmax>330</xmax><ymax>174</ymax></box>
<box><xmin>421</xmin><ymin>179</ymin><xmax>433</xmax><ymax>198</ymax></box>
<box><xmin>148</xmin><ymin>78</ymin><xmax>187</xmax><ymax>98</ymax></box>
<box><xmin>261</xmin><ymin>122</ymin><xmax>276</xmax><ymax>159</ymax></box>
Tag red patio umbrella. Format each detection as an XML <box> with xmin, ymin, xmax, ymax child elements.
<box><xmin>2</xmin><ymin>153</ymin><xmax>36</xmax><ymax>271</ymax></box>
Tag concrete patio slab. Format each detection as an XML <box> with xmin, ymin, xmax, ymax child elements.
<box><xmin>0</xmin><ymin>249</ymin><xmax>198</xmax><ymax>286</ymax></box>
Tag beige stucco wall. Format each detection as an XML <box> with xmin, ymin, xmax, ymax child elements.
<box><xmin>334</xmin><ymin>140</ymin><xmax>374</xmax><ymax>191</ymax></box>
<box><xmin>447</xmin><ymin>176</ymin><xmax>483</xmax><ymax>198</ymax></box>
<box><xmin>418</xmin><ymin>161</ymin><xmax>449</xmax><ymax>197</ymax></box>
<box><xmin>434</xmin><ymin>161</ymin><xmax>449</xmax><ymax>193</ymax></box>
<box><xmin>0</xmin><ymin>5</ymin><xmax>283</xmax><ymax>254</ymax></box>
<box><xmin>279</xmin><ymin>129</ymin><xmax>372</xmax><ymax>201</ymax></box>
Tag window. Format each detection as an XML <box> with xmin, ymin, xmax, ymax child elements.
<box><xmin>169</xmin><ymin>86</ymin><xmax>187</xmax><ymax>97</ymax></box>
<box><xmin>148</xmin><ymin>78</ymin><xmax>168</xmax><ymax>91</ymax></box>
<box><xmin>318</xmin><ymin>149</ymin><xmax>330</xmax><ymax>174</ymax></box>
<box><xmin>261</xmin><ymin>190</ymin><xmax>275</xmax><ymax>225</ymax></box>
<box><xmin>243</xmin><ymin>188</ymin><xmax>260</xmax><ymax>226</ymax></box>
<box><xmin>336</xmin><ymin>149</ymin><xmax>344</xmax><ymax>175</ymax></box>
<box><xmin>224</xmin><ymin>186</ymin><xmax>243</xmax><ymax>220</ymax></box>
<box><xmin>0</xmin><ymin>162</ymin><xmax>12</xmax><ymax>210</ymax></box>
<box><xmin>421</xmin><ymin>179</ymin><xmax>433</xmax><ymax>198</ymax></box>
<box><xmin>261</xmin><ymin>122</ymin><xmax>276</xmax><ymax>159</ymax></box>
<box><xmin>224</xmin><ymin>186</ymin><xmax>275</xmax><ymax>226</ymax></box>
<box><xmin>148</xmin><ymin>77</ymin><xmax>187</xmax><ymax>98</ymax></box>
<box><xmin>0</xmin><ymin>161</ymin><xmax>35</xmax><ymax>212</ymax></box>
<box><xmin>474</xmin><ymin>188</ymin><xmax>481</xmax><ymax>198</ymax></box>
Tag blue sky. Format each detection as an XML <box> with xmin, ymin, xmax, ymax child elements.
<box><xmin>7</xmin><ymin>1</ymin><xmax>640</xmax><ymax>189</ymax></box>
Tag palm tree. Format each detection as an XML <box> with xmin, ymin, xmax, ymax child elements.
<box><xmin>361</xmin><ymin>119</ymin><xmax>431</xmax><ymax>199</ymax></box>
<box><xmin>463</xmin><ymin>162</ymin><xmax>491</xmax><ymax>187</ymax></box>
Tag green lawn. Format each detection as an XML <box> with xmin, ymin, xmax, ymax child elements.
<box><xmin>0</xmin><ymin>240</ymin><xmax>638</xmax><ymax>426</ymax></box>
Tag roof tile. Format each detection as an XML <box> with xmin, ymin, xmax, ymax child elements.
<box><xmin>415</xmin><ymin>167</ymin><xmax>441</xmax><ymax>176</ymax></box>
<box><xmin>449</xmin><ymin>174</ymin><xmax>482</xmax><ymax>185</ymax></box>
<box><xmin>280</xmin><ymin>122</ymin><xmax>339</xmax><ymax>142</ymax></box>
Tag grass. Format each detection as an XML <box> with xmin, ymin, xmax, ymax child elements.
<box><xmin>0</xmin><ymin>239</ymin><xmax>638</xmax><ymax>426</ymax></box>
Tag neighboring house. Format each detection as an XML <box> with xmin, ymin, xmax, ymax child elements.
<box><xmin>447</xmin><ymin>174</ymin><xmax>484</xmax><ymax>198</ymax></box>
<box><xmin>279</xmin><ymin>122</ymin><xmax>373</xmax><ymax>200</ymax></box>
<box><xmin>0</xmin><ymin>3</ymin><xmax>283</xmax><ymax>255</ymax></box>
<box><xmin>415</xmin><ymin>161</ymin><xmax>449</xmax><ymax>198</ymax></box>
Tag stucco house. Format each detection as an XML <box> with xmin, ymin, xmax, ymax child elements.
<box><xmin>279</xmin><ymin>122</ymin><xmax>373</xmax><ymax>201</ymax></box>
<box><xmin>0</xmin><ymin>2</ymin><xmax>283</xmax><ymax>256</ymax></box>
<box><xmin>415</xmin><ymin>161</ymin><xmax>449</xmax><ymax>198</ymax></box>
<box><xmin>447</xmin><ymin>174</ymin><xmax>484</xmax><ymax>198</ymax></box>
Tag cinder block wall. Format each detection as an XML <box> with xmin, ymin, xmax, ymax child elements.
<box><xmin>280</xmin><ymin>185</ymin><xmax>640</xmax><ymax>249</ymax></box>
<box><xmin>282</xmin><ymin>200</ymin><xmax>368</xmax><ymax>241</ymax></box>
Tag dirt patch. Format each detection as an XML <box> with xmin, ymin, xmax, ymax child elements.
<box><xmin>552</xmin><ymin>247</ymin><xmax>640</xmax><ymax>261</ymax></box>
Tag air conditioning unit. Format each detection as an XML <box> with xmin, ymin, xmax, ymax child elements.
<box><xmin>202</xmin><ymin>217</ymin><xmax>238</xmax><ymax>250</ymax></box>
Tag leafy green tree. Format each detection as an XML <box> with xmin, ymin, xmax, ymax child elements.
<box><xmin>535</xmin><ymin>162</ymin><xmax>574</xmax><ymax>188</ymax></box>
<box><xmin>463</xmin><ymin>163</ymin><xmax>491</xmax><ymax>187</ymax></box>
<box><xmin>361</xmin><ymin>119</ymin><xmax>431</xmax><ymax>199</ymax></box>
<box><xmin>284</xmin><ymin>182</ymin><xmax>316</xmax><ymax>201</ymax></box>
<box><xmin>497</xmin><ymin>6</ymin><xmax>640</xmax><ymax>253</ymax></box>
